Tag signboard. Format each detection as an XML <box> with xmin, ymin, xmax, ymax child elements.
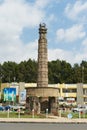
<box><xmin>10</xmin><ymin>82</ymin><xmax>19</xmax><ymax>96</ymax></box>
<box><xmin>3</xmin><ymin>88</ymin><xmax>16</xmax><ymax>102</ymax></box>
<box><xmin>19</xmin><ymin>90</ymin><xmax>26</xmax><ymax>103</ymax></box>
<box><xmin>67</xmin><ymin>113</ymin><xmax>73</xmax><ymax>119</ymax></box>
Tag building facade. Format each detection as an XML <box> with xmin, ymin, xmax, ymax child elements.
<box><xmin>1</xmin><ymin>82</ymin><xmax>87</xmax><ymax>106</ymax></box>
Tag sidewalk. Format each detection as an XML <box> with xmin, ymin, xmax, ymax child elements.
<box><xmin>0</xmin><ymin>116</ymin><xmax>87</xmax><ymax>123</ymax></box>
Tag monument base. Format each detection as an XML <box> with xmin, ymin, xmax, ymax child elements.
<box><xmin>26</xmin><ymin>87</ymin><xmax>59</xmax><ymax>114</ymax></box>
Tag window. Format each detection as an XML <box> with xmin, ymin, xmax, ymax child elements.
<box><xmin>63</xmin><ymin>88</ymin><xmax>77</xmax><ymax>93</ymax></box>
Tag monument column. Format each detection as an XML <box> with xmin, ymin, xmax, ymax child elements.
<box><xmin>25</xmin><ymin>24</ymin><xmax>59</xmax><ymax>114</ymax></box>
<box><xmin>37</xmin><ymin>23</ymin><xmax>48</xmax><ymax>88</ymax></box>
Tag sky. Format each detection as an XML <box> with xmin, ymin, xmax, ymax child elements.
<box><xmin>0</xmin><ymin>0</ymin><xmax>87</xmax><ymax>65</ymax></box>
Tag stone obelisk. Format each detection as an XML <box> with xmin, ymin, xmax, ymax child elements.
<box><xmin>26</xmin><ymin>24</ymin><xmax>59</xmax><ymax>113</ymax></box>
<box><xmin>37</xmin><ymin>23</ymin><xmax>48</xmax><ymax>88</ymax></box>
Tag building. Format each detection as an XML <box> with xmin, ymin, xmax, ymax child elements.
<box><xmin>57</xmin><ymin>83</ymin><xmax>87</xmax><ymax>106</ymax></box>
<box><xmin>1</xmin><ymin>82</ymin><xmax>87</xmax><ymax>106</ymax></box>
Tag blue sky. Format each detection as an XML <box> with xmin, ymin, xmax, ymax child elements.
<box><xmin>0</xmin><ymin>0</ymin><xmax>87</xmax><ymax>65</ymax></box>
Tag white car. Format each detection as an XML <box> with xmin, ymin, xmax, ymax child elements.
<box><xmin>72</xmin><ymin>106</ymin><xmax>87</xmax><ymax>113</ymax></box>
<box><xmin>12</xmin><ymin>104</ymin><xmax>25</xmax><ymax>111</ymax></box>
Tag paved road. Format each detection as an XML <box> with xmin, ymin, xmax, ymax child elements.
<box><xmin>0</xmin><ymin>123</ymin><xmax>87</xmax><ymax>130</ymax></box>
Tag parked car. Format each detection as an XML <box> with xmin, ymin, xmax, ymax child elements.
<box><xmin>0</xmin><ymin>106</ymin><xmax>4</xmax><ymax>111</ymax></box>
<box><xmin>4</xmin><ymin>105</ymin><xmax>13</xmax><ymax>111</ymax></box>
<box><xmin>72</xmin><ymin>106</ymin><xmax>87</xmax><ymax>113</ymax></box>
<box><xmin>12</xmin><ymin>104</ymin><xmax>25</xmax><ymax>111</ymax></box>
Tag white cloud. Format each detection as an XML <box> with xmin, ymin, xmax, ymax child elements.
<box><xmin>65</xmin><ymin>1</ymin><xmax>87</xmax><ymax>22</ymax></box>
<box><xmin>56</xmin><ymin>24</ymin><xmax>86</xmax><ymax>43</ymax></box>
<box><xmin>35</xmin><ymin>0</ymin><xmax>50</xmax><ymax>8</ymax></box>
<box><xmin>48</xmin><ymin>48</ymin><xmax>74</xmax><ymax>64</ymax></box>
<box><xmin>0</xmin><ymin>0</ymin><xmax>44</xmax><ymax>28</ymax></box>
<box><xmin>48</xmin><ymin>48</ymin><xmax>87</xmax><ymax>65</ymax></box>
<box><xmin>82</xmin><ymin>38</ymin><xmax>87</xmax><ymax>46</ymax></box>
<box><xmin>35</xmin><ymin>0</ymin><xmax>59</xmax><ymax>9</ymax></box>
<box><xmin>0</xmin><ymin>0</ymin><xmax>59</xmax><ymax>63</ymax></box>
<box><xmin>74</xmin><ymin>53</ymin><xmax>87</xmax><ymax>64</ymax></box>
<box><xmin>0</xmin><ymin>0</ymin><xmax>46</xmax><ymax>63</ymax></box>
<box><xmin>0</xmin><ymin>39</ymin><xmax>38</xmax><ymax>63</ymax></box>
<box><xmin>82</xmin><ymin>38</ymin><xmax>87</xmax><ymax>56</ymax></box>
<box><xmin>0</xmin><ymin>0</ymin><xmax>86</xmax><ymax>66</ymax></box>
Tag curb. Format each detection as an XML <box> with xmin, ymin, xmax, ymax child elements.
<box><xmin>0</xmin><ymin>118</ymin><xmax>87</xmax><ymax>124</ymax></box>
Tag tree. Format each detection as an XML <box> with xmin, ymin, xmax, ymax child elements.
<box><xmin>0</xmin><ymin>59</ymin><xmax>87</xmax><ymax>84</ymax></box>
<box><xmin>2</xmin><ymin>61</ymin><xmax>18</xmax><ymax>82</ymax></box>
<box><xmin>61</xmin><ymin>61</ymin><xmax>73</xmax><ymax>83</ymax></box>
<box><xmin>72</xmin><ymin>64</ymin><xmax>82</xmax><ymax>83</ymax></box>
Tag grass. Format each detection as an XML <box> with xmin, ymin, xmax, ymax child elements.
<box><xmin>61</xmin><ymin>111</ymin><xmax>87</xmax><ymax>118</ymax></box>
<box><xmin>1</xmin><ymin>110</ymin><xmax>87</xmax><ymax>119</ymax></box>
<box><xmin>0</xmin><ymin>111</ymin><xmax>46</xmax><ymax>118</ymax></box>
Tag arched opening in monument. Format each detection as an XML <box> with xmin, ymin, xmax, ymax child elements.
<box><xmin>26</xmin><ymin>96</ymin><xmax>58</xmax><ymax>115</ymax></box>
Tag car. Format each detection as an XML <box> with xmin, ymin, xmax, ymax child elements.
<box><xmin>0</xmin><ymin>106</ymin><xmax>5</xmax><ymax>111</ymax></box>
<box><xmin>12</xmin><ymin>104</ymin><xmax>25</xmax><ymax>111</ymax></box>
<box><xmin>72</xmin><ymin>106</ymin><xmax>87</xmax><ymax>113</ymax></box>
<box><xmin>4</xmin><ymin>105</ymin><xmax>13</xmax><ymax>111</ymax></box>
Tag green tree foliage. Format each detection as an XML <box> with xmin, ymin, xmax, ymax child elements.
<box><xmin>48</xmin><ymin>60</ymin><xmax>62</xmax><ymax>83</ymax></box>
<box><xmin>72</xmin><ymin>63</ymin><xmax>82</xmax><ymax>83</ymax></box>
<box><xmin>0</xmin><ymin>59</ymin><xmax>87</xmax><ymax>84</ymax></box>
<box><xmin>48</xmin><ymin>60</ymin><xmax>73</xmax><ymax>84</ymax></box>
<box><xmin>2</xmin><ymin>61</ymin><xmax>18</xmax><ymax>82</ymax></box>
<box><xmin>80</xmin><ymin>61</ymin><xmax>87</xmax><ymax>83</ymax></box>
<box><xmin>60</xmin><ymin>60</ymin><xmax>73</xmax><ymax>83</ymax></box>
<box><xmin>24</xmin><ymin>59</ymin><xmax>37</xmax><ymax>83</ymax></box>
